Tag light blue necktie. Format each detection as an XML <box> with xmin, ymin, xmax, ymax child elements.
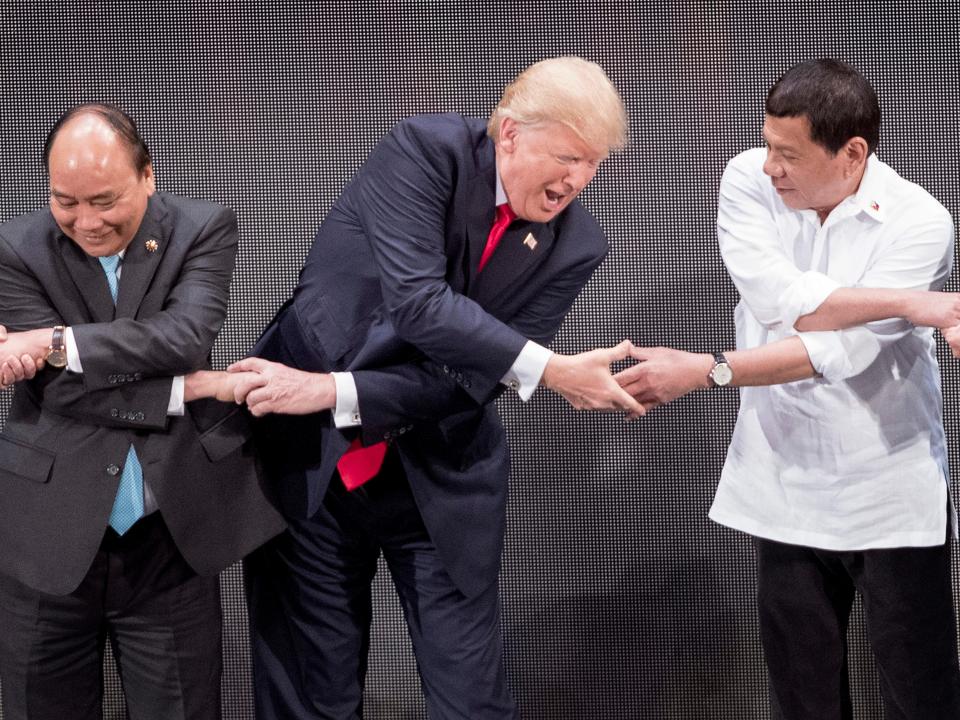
<box><xmin>99</xmin><ymin>255</ymin><xmax>145</xmax><ymax>535</ymax></box>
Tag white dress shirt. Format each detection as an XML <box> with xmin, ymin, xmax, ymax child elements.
<box><xmin>332</xmin><ymin>170</ymin><xmax>552</xmax><ymax>428</ymax></box>
<box><xmin>708</xmin><ymin>148</ymin><xmax>955</xmax><ymax>550</ymax></box>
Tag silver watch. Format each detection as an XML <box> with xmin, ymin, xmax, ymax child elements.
<box><xmin>708</xmin><ymin>352</ymin><xmax>732</xmax><ymax>387</ymax></box>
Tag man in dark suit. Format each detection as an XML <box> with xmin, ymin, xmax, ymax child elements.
<box><xmin>0</xmin><ymin>104</ymin><xmax>285</xmax><ymax>720</ymax></box>
<box><xmin>228</xmin><ymin>57</ymin><xmax>635</xmax><ymax>718</ymax></box>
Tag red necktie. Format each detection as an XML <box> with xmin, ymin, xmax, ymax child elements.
<box><xmin>478</xmin><ymin>203</ymin><xmax>516</xmax><ymax>272</ymax></box>
<box><xmin>337</xmin><ymin>437</ymin><xmax>388</xmax><ymax>491</ymax></box>
<box><xmin>337</xmin><ymin>203</ymin><xmax>517</xmax><ymax>491</ymax></box>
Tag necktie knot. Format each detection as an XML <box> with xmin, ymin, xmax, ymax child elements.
<box><xmin>478</xmin><ymin>203</ymin><xmax>516</xmax><ymax>272</ymax></box>
<box><xmin>98</xmin><ymin>254</ymin><xmax>121</xmax><ymax>274</ymax></box>
<box><xmin>98</xmin><ymin>255</ymin><xmax>121</xmax><ymax>303</ymax></box>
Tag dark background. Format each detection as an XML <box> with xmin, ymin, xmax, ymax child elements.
<box><xmin>1</xmin><ymin>2</ymin><xmax>957</xmax><ymax>717</ymax></box>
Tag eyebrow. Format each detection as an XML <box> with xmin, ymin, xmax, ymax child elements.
<box><xmin>49</xmin><ymin>189</ymin><xmax>116</xmax><ymax>202</ymax></box>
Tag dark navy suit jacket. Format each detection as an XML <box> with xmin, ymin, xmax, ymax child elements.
<box><xmin>253</xmin><ymin>114</ymin><xmax>607</xmax><ymax>597</ymax></box>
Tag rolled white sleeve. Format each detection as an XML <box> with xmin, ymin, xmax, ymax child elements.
<box><xmin>500</xmin><ymin>340</ymin><xmax>552</xmax><ymax>401</ymax></box>
<box><xmin>797</xmin><ymin>327</ymin><xmax>882</xmax><ymax>382</ymax></box>
<box><xmin>332</xmin><ymin>371</ymin><xmax>361</xmax><ymax>428</ymax></box>
<box><xmin>778</xmin><ymin>271</ymin><xmax>842</xmax><ymax>330</ymax></box>
<box><xmin>65</xmin><ymin>326</ymin><xmax>186</xmax><ymax>415</ymax></box>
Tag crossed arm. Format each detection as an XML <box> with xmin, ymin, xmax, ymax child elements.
<box><xmin>0</xmin><ymin>209</ymin><xmax>260</xmax><ymax>409</ymax></box>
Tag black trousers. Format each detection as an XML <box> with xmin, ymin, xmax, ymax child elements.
<box><xmin>754</xmin><ymin>534</ymin><xmax>960</xmax><ymax>720</ymax></box>
<box><xmin>246</xmin><ymin>451</ymin><xmax>517</xmax><ymax>719</ymax></box>
<box><xmin>0</xmin><ymin>513</ymin><xmax>222</xmax><ymax>720</ymax></box>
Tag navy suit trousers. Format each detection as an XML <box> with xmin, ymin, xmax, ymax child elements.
<box><xmin>246</xmin><ymin>450</ymin><xmax>518</xmax><ymax>719</ymax></box>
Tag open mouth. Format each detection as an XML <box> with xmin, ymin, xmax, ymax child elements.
<box><xmin>545</xmin><ymin>189</ymin><xmax>567</xmax><ymax>207</ymax></box>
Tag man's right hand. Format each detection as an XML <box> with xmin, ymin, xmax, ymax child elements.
<box><xmin>540</xmin><ymin>340</ymin><xmax>645</xmax><ymax>416</ymax></box>
<box><xmin>903</xmin><ymin>290</ymin><xmax>960</xmax><ymax>328</ymax></box>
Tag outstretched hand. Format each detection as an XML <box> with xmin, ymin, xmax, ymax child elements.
<box><xmin>227</xmin><ymin>358</ymin><xmax>336</xmax><ymax>417</ymax></box>
<box><xmin>540</xmin><ymin>340</ymin><xmax>646</xmax><ymax>417</ymax></box>
<box><xmin>614</xmin><ymin>346</ymin><xmax>713</xmax><ymax>417</ymax></box>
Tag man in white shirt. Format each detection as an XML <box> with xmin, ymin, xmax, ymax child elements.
<box><xmin>616</xmin><ymin>59</ymin><xmax>960</xmax><ymax>719</ymax></box>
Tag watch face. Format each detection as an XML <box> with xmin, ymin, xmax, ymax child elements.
<box><xmin>710</xmin><ymin>363</ymin><xmax>733</xmax><ymax>386</ymax></box>
<box><xmin>45</xmin><ymin>349</ymin><xmax>67</xmax><ymax>369</ymax></box>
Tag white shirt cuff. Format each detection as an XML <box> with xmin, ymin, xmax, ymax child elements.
<box><xmin>501</xmin><ymin>340</ymin><xmax>552</xmax><ymax>401</ymax></box>
<box><xmin>778</xmin><ymin>271</ymin><xmax>841</xmax><ymax>329</ymax></box>
<box><xmin>168</xmin><ymin>376</ymin><xmax>185</xmax><ymax>415</ymax></box>
<box><xmin>332</xmin><ymin>371</ymin><xmax>361</xmax><ymax>428</ymax></box>
<box><xmin>65</xmin><ymin>326</ymin><xmax>82</xmax><ymax>373</ymax></box>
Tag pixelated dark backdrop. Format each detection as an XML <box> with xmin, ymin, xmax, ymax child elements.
<box><xmin>1</xmin><ymin>2</ymin><xmax>958</xmax><ymax>718</ymax></box>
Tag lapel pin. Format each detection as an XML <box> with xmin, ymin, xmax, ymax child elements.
<box><xmin>522</xmin><ymin>233</ymin><xmax>538</xmax><ymax>251</ymax></box>
<box><xmin>870</xmin><ymin>201</ymin><xmax>880</xmax><ymax>212</ymax></box>
<box><xmin>145</xmin><ymin>239</ymin><xmax>159</xmax><ymax>253</ymax></box>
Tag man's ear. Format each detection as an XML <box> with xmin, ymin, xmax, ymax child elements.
<box><xmin>142</xmin><ymin>163</ymin><xmax>157</xmax><ymax>195</ymax></box>
<box><xmin>842</xmin><ymin>136</ymin><xmax>869</xmax><ymax>176</ymax></box>
<box><xmin>498</xmin><ymin>117</ymin><xmax>520</xmax><ymax>153</ymax></box>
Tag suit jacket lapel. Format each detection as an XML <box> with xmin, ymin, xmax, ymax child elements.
<box><xmin>116</xmin><ymin>196</ymin><xmax>168</xmax><ymax>318</ymax></box>
<box><xmin>473</xmin><ymin>220</ymin><xmax>556</xmax><ymax>309</ymax></box>
<box><xmin>464</xmin><ymin>166</ymin><xmax>497</xmax><ymax>292</ymax></box>
<box><xmin>58</xmin><ymin>235</ymin><xmax>116</xmax><ymax>322</ymax></box>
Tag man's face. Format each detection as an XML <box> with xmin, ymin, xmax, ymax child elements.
<box><xmin>47</xmin><ymin>115</ymin><xmax>155</xmax><ymax>258</ymax></box>
<box><xmin>761</xmin><ymin>114</ymin><xmax>859</xmax><ymax>220</ymax></box>
<box><xmin>496</xmin><ymin>118</ymin><xmax>606</xmax><ymax>223</ymax></box>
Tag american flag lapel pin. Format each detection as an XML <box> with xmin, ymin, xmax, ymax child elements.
<box><xmin>523</xmin><ymin>232</ymin><xmax>537</xmax><ymax>251</ymax></box>
<box><xmin>870</xmin><ymin>201</ymin><xmax>880</xmax><ymax>212</ymax></box>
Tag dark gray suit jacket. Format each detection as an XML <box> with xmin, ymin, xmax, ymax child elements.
<box><xmin>0</xmin><ymin>192</ymin><xmax>285</xmax><ymax>595</ymax></box>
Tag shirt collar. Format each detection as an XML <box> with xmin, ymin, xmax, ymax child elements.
<box><xmin>494</xmin><ymin>164</ymin><xmax>508</xmax><ymax>206</ymax></box>
<box><xmin>852</xmin><ymin>153</ymin><xmax>886</xmax><ymax>223</ymax></box>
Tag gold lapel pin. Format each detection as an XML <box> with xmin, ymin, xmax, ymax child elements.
<box><xmin>522</xmin><ymin>233</ymin><xmax>538</xmax><ymax>251</ymax></box>
<box><xmin>145</xmin><ymin>239</ymin><xmax>159</xmax><ymax>253</ymax></box>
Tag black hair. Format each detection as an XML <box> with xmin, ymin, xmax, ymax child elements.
<box><xmin>43</xmin><ymin>103</ymin><xmax>151</xmax><ymax>173</ymax></box>
<box><xmin>766</xmin><ymin>59</ymin><xmax>880</xmax><ymax>155</ymax></box>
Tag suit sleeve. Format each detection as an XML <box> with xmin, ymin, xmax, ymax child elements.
<box><xmin>352</xmin><ymin>121</ymin><xmax>529</xmax><ymax>402</ymax></box>
<box><xmin>351</xmin><ymin>239</ymin><xmax>606</xmax><ymax>444</ymax></box>
<box><xmin>70</xmin><ymin>206</ymin><xmax>236</xmax><ymax>390</ymax></box>
<box><xmin>0</xmin><ymin>207</ymin><xmax>236</xmax><ymax>429</ymax></box>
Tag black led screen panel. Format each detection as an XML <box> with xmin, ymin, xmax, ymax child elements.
<box><xmin>1</xmin><ymin>2</ymin><xmax>957</xmax><ymax>718</ymax></box>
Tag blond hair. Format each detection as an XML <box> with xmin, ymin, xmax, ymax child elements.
<box><xmin>488</xmin><ymin>57</ymin><xmax>628</xmax><ymax>153</ymax></box>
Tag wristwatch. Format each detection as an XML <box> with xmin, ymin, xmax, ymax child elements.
<box><xmin>708</xmin><ymin>352</ymin><xmax>732</xmax><ymax>387</ymax></box>
<box><xmin>45</xmin><ymin>326</ymin><xmax>67</xmax><ymax>369</ymax></box>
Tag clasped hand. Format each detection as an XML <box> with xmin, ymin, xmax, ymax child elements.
<box><xmin>0</xmin><ymin>325</ymin><xmax>48</xmax><ymax>389</ymax></box>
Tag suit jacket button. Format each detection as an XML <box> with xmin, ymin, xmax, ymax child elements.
<box><xmin>134</xmin><ymin>373</ymin><xmax>143</xmax><ymax>381</ymax></box>
<box><xmin>108</xmin><ymin>375</ymin><xmax>116</xmax><ymax>384</ymax></box>
<box><xmin>110</xmin><ymin>408</ymin><xmax>119</xmax><ymax>417</ymax></box>
<box><xmin>463</xmin><ymin>379</ymin><xmax>472</xmax><ymax>388</ymax></box>
<box><xmin>135</xmin><ymin>412</ymin><xmax>145</xmax><ymax>421</ymax></box>
<box><xmin>106</xmin><ymin>464</ymin><xmax>120</xmax><ymax>476</ymax></box>
<box><xmin>442</xmin><ymin>365</ymin><xmax>449</xmax><ymax>374</ymax></box>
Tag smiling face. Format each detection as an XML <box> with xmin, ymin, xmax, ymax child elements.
<box><xmin>495</xmin><ymin>117</ymin><xmax>606</xmax><ymax>223</ymax></box>
<box><xmin>47</xmin><ymin>114</ymin><xmax>155</xmax><ymax>257</ymax></box>
<box><xmin>761</xmin><ymin>113</ymin><xmax>866</xmax><ymax>222</ymax></box>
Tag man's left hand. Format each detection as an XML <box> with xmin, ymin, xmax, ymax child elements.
<box><xmin>614</xmin><ymin>346</ymin><xmax>713</xmax><ymax>417</ymax></box>
<box><xmin>227</xmin><ymin>358</ymin><xmax>337</xmax><ymax>417</ymax></box>
<box><xmin>0</xmin><ymin>326</ymin><xmax>49</xmax><ymax>389</ymax></box>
